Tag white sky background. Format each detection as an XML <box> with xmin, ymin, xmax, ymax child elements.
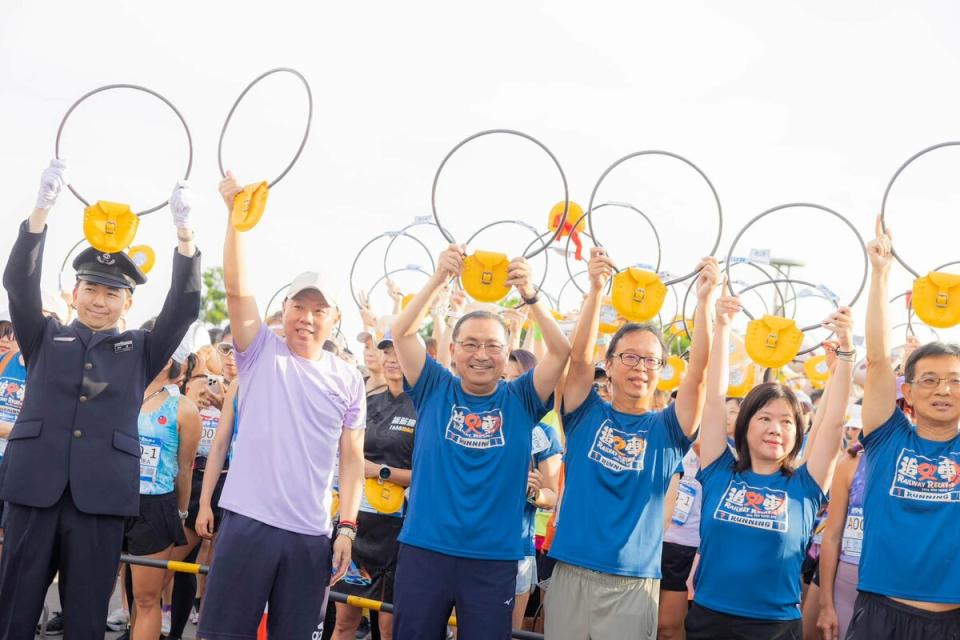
<box><xmin>1</xmin><ymin>0</ymin><xmax>959</xmax><ymax>348</ymax></box>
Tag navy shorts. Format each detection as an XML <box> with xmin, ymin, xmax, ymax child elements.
<box><xmin>197</xmin><ymin>510</ymin><xmax>332</xmax><ymax>640</ymax></box>
<box><xmin>846</xmin><ymin>591</ymin><xmax>960</xmax><ymax>640</ymax></box>
<box><xmin>392</xmin><ymin>543</ymin><xmax>516</xmax><ymax>640</ymax></box>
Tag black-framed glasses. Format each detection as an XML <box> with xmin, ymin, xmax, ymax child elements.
<box><xmin>611</xmin><ymin>352</ymin><xmax>664</xmax><ymax>371</ymax></box>
<box><xmin>909</xmin><ymin>375</ymin><xmax>960</xmax><ymax>390</ymax></box>
<box><xmin>455</xmin><ymin>341</ymin><xmax>506</xmax><ymax>355</ymax></box>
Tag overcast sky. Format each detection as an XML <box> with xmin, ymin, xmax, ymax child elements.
<box><xmin>2</xmin><ymin>0</ymin><xmax>958</xmax><ymax>347</ymax></box>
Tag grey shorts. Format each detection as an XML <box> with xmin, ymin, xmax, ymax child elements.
<box><xmin>197</xmin><ymin>510</ymin><xmax>332</xmax><ymax>640</ymax></box>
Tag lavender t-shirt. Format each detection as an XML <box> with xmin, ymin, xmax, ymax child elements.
<box><xmin>218</xmin><ymin>324</ymin><xmax>365</xmax><ymax>536</ymax></box>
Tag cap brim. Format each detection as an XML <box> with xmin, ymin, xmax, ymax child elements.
<box><xmin>288</xmin><ymin>286</ymin><xmax>338</xmax><ymax>308</ymax></box>
<box><xmin>77</xmin><ymin>273</ymin><xmax>134</xmax><ymax>290</ymax></box>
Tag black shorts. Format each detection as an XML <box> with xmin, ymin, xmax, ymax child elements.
<box><xmin>124</xmin><ymin>492</ymin><xmax>188</xmax><ymax>556</ymax></box>
<box><xmin>847</xmin><ymin>592</ymin><xmax>960</xmax><ymax>640</ymax></box>
<box><xmin>185</xmin><ymin>467</ymin><xmax>226</xmax><ymax>533</ymax></box>
<box><xmin>685</xmin><ymin>602</ymin><xmax>801</xmax><ymax>640</ymax></box>
<box><xmin>339</xmin><ymin>512</ymin><xmax>402</xmax><ymax>603</ymax></box>
<box><xmin>661</xmin><ymin>541</ymin><xmax>698</xmax><ymax>592</ymax></box>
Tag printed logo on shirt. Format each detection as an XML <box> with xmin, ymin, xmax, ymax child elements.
<box><xmin>389</xmin><ymin>415</ymin><xmax>416</xmax><ymax>434</ymax></box>
<box><xmin>713</xmin><ymin>479</ymin><xmax>789</xmax><ymax>532</ymax></box>
<box><xmin>445</xmin><ymin>405</ymin><xmax>504</xmax><ymax>449</ymax></box>
<box><xmin>0</xmin><ymin>376</ymin><xmax>25</xmax><ymax>422</ymax></box>
<box><xmin>889</xmin><ymin>448</ymin><xmax>960</xmax><ymax>502</ymax></box>
<box><xmin>587</xmin><ymin>420</ymin><xmax>647</xmax><ymax>472</ymax></box>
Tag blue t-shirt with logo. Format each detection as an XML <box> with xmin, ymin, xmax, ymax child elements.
<box><xmin>858</xmin><ymin>408</ymin><xmax>960</xmax><ymax>603</ymax></box>
<box><xmin>549</xmin><ymin>390</ymin><xmax>692</xmax><ymax>577</ymax></box>
<box><xmin>523</xmin><ymin>421</ymin><xmax>563</xmax><ymax>556</ymax></box>
<box><xmin>0</xmin><ymin>351</ymin><xmax>27</xmax><ymax>464</ymax></box>
<box><xmin>694</xmin><ymin>447</ymin><xmax>826</xmax><ymax>620</ymax></box>
<box><xmin>400</xmin><ymin>356</ymin><xmax>551</xmax><ymax>560</ymax></box>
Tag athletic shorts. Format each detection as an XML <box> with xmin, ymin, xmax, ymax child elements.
<box><xmin>124</xmin><ymin>492</ymin><xmax>188</xmax><ymax>556</ymax></box>
<box><xmin>185</xmin><ymin>467</ymin><xmax>226</xmax><ymax>533</ymax></box>
<box><xmin>684</xmin><ymin>602</ymin><xmax>801</xmax><ymax>640</ymax></box>
<box><xmin>801</xmin><ymin>554</ymin><xmax>818</xmax><ymax>585</ymax></box>
<box><xmin>661</xmin><ymin>541</ymin><xmax>698</xmax><ymax>592</ymax></box>
<box><xmin>516</xmin><ymin>555</ymin><xmax>538</xmax><ymax>595</ymax></box>
<box><xmin>846</xmin><ymin>591</ymin><xmax>960</xmax><ymax>640</ymax></box>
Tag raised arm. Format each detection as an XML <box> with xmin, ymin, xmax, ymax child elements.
<box><xmin>508</xmin><ymin>257</ymin><xmax>571</xmax><ymax>404</ymax></box>
<box><xmin>674</xmin><ymin>258</ymin><xmax>720</xmax><ymax>437</ymax></box>
<box><xmin>700</xmin><ymin>287</ymin><xmax>740</xmax><ymax>469</ymax></box>
<box><xmin>806</xmin><ymin>308</ymin><xmax>854</xmax><ymax>491</ymax></box>
<box><xmin>562</xmin><ymin>247</ymin><xmax>615</xmax><ymax>414</ymax></box>
<box><xmin>861</xmin><ymin>215</ymin><xmax>897</xmax><ymax>435</ymax></box>
<box><xmin>391</xmin><ymin>244</ymin><xmax>462</xmax><ymax>387</ymax></box>
<box><xmin>220</xmin><ymin>172</ymin><xmax>261</xmax><ymax>352</ymax></box>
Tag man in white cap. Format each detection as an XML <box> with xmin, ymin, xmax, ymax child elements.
<box><xmin>196</xmin><ymin>172</ymin><xmax>365</xmax><ymax>640</ymax></box>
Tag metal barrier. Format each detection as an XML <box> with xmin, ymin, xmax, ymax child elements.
<box><xmin>119</xmin><ymin>554</ymin><xmax>546</xmax><ymax>640</ymax></box>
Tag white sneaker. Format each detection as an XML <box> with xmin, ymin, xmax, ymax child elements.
<box><xmin>161</xmin><ymin>608</ymin><xmax>172</xmax><ymax>634</ymax></box>
<box><xmin>106</xmin><ymin>608</ymin><xmax>129</xmax><ymax>631</ymax></box>
<box><xmin>190</xmin><ymin>607</ymin><xmax>200</xmax><ymax>625</ymax></box>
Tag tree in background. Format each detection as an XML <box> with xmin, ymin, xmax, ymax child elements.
<box><xmin>201</xmin><ymin>266</ymin><xmax>228</xmax><ymax>327</ymax></box>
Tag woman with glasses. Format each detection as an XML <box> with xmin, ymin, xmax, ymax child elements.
<box><xmin>544</xmin><ymin>247</ymin><xmax>721</xmax><ymax>640</ymax></box>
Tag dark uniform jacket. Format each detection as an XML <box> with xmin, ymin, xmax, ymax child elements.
<box><xmin>0</xmin><ymin>222</ymin><xmax>201</xmax><ymax>516</ymax></box>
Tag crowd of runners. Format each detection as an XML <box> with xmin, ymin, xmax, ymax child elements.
<box><xmin>0</xmin><ymin>160</ymin><xmax>957</xmax><ymax>640</ymax></box>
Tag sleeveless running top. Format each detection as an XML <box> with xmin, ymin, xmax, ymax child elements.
<box><xmin>840</xmin><ymin>451</ymin><xmax>866</xmax><ymax>565</ymax></box>
<box><xmin>137</xmin><ymin>388</ymin><xmax>181</xmax><ymax>495</ymax></box>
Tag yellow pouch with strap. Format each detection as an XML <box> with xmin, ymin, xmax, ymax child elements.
<box><xmin>330</xmin><ymin>489</ymin><xmax>340</xmax><ymax>519</ymax></box>
<box><xmin>611</xmin><ymin>267</ymin><xmax>666</xmax><ymax>322</ymax></box>
<box><xmin>83</xmin><ymin>201</ymin><xmax>139</xmax><ymax>253</ymax></box>
<box><xmin>745</xmin><ymin>315</ymin><xmax>804</xmax><ymax>369</ymax></box>
<box><xmin>912</xmin><ymin>271</ymin><xmax>960</xmax><ymax>328</ymax></box>
<box><xmin>364</xmin><ymin>478</ymin><xmax>405</xmax><ymax>515</ymax></box>
<box><xmin>657</xmin><ymin>354</ymin><xmax>687</xmax><ymax>392</ymax></box>
<box><xmin>127</xmin><ymin>245</ymin><xmax>156</xmax><ymax>275</ymax></box>
<box><xmin>804</xmin><ymin>354</ymin><xmax>830</xmax><ymax>384</ymax></box>
<box><xmin>461</xmin><ymin>251</ymin><xmax>511</xmax><ymax>302</ymax></box>
<box><xmin>231</xmin><ymin>181</ymin><xmax>270</xmax><ymax>232</ymax></box>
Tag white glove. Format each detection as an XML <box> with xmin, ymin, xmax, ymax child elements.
<box><xmin>36</xmin><ymin>159</ymin><xmax>69</xmax><ymax>210</ymax></box>
<box><xmin>169</xmin><ymin>180</ymin><xmax>193</xmax><ymax>229</ymax></box>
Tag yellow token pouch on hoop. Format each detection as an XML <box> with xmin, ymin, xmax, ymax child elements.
<box><xmin>745</xmin><ymin>315</ymin><xmax>804</xmax><ymax>369</ymax></box>
<box><xmin>657</xmin><ymin>354</ymin><xmax>687</xmax><ymax>392</ymax></box>
<box><xmin>461</xmin><ymin>251</ymin><xmax>511</xmax><ymax>303</ymax></box>
<box><xmin>83</xmin><ymin>201</ymin><xmax>139</xmax><ymax>254</ymax></box>
<box><xmin>231</xmin><ymin>181</ymin><xmax>269</xmax><ymax>232</ymax></box>
<box><xmin>912</xmin><ymin>271</ymin><xmax>960</xmax><ymax>329</ymax></box>
<box><xmin>363</xmin><ymin>478</ymin><xmax>406</xmax><ymax>515</ymax></box>
<box><xmin>127</xmin><ymin>245</ymin><xmax>156</xmax><ymax>275</ymax></box>
<box><xmin>611</xmin><ymin>267</ymin><xmax>666</xmax><ymax>322</ymax></box>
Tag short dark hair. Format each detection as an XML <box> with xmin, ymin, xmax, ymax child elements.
<box><xmin>904</xmin><ymin>342</ymin><xmax>960</xmax><ymax>381</ymax></box>
<box><xmin>606</xmin><ymin>323</ymin><xmax>666</xmax><ymax>363</ymax></box>
<box><xmin>508</xmin><ymin>349</ymin><xmax>538</xmax><ymax>374</ymax></box>
<box><xmin>733</xmin><ymin>382</ymin><xmax>805</xmax><ymax>476</ymax></box>
<box><xmin>451</xmin><ymin>310</ymin><xmax>508</xmax><ymax>342</ymax></box>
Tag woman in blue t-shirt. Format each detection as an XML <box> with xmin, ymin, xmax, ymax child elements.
<box><xmin>544</xmin><ymin>248</ymin><xmax>721</xmax><ymax>640</ymax></box>
<box><xmin>685</xmin><ymin>288</ymin><xmax>854</xmax><ymax>639</ymax></box>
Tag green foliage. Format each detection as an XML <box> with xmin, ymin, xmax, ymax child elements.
<box><xmin>200</xmin><ymin>267</ymin><xmax>228</xmax><ymax>327</ymax></box>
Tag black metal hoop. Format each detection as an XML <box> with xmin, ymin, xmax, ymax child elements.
<box><xmin>430</xmin><ymin>129</ymin><xmax>568</xmax><ymax>260</ymax></box>
<box><xmin>217</xmin><ymin>68</ymin><xmax>313</xmax><ymax>187</ymax></box>
<box><xmin>563</xmin><ymin>201</ymin><xmax>663</xmax><ymax>295</ymax></box>
<box><xmin>880</xmin><ymin>141</ymin><xmax>960</xmax><ymax>278</ymax></box>
<box><xmin>58</xmin><ymin>237</ymin><xmax>89</xmax><ymax>290</ymax></box>
<box><xmin>55</xmin><ymin>84</ymin><xmax>194</xmax><ymax>215</ymax></box>
<box><xmin>349</xmin><ymin>231</ymin><xmax>436</xmax><ymax>309</ymax></box>
<box><xmin>737</xmin><ymin>278</ymin><xmax>840</xmax><ymax>357</ymax></box>
<box><xmin>585</xmin><ymin>150</ymin><xmax>722</xmax><ymax>286</ymax></box>
<box><xmin>725</xmin><ymin>203</ymin><xmax>868</xmax><ymax>312</ymax></box>
<box><xmin>382</xmin><ymin>220</ymin><xmax>446</xmax><ymax>280</ymax></box>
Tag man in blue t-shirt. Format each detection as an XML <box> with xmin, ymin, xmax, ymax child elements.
<box><xmin>848</xmin><ymin>218</ymin><xmax>960</xmax><ymax>639</ymax></box>
<box><xmin>390</xmin><ymin>243</ymin><xmax>571</xmax><ymax>639</ymax></box>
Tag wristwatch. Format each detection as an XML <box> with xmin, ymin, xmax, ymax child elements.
<box><xmin>337</xmin><ymin>526</ymin><xmax>357</xmax><ymax>541</ymax></box>
<box><xmin>378</xmin><ymin>464</ymin><xmax>392</xmax><ymax>483</ymax></box>
<box><xmin>178</xmin><ymin>509</ymin><xmax>189</xmax><ymax>521</ymax></box>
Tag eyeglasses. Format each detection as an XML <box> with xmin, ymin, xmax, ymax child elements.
<box><xmin>611</xmin><ymin>353</ymin><xmax>664</xmax><ymax>370</ymax></box>
<box><xmin>455</xmin><ymin>341</ymin><xmax>505</xmax><ymax>355</ymax></box>
<box><xmin>216</xmin><ymin>342</ymin><xmax>234</xmax><ymax>357</ymax></box>
<box><xmin>592</xmin><ymin>382</ymin><xmax>608</xmax><ymax>392</ymax></box>
<box><xmin>909</xmin><ymin>375</ymin><xmax>960</xmax><ymax>390</ymax></box>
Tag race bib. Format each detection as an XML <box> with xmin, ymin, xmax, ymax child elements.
<box><xmin>139</xmin><ymin>435</ymin><xmax>162</xmax><ymax>484</ymax></box>
<box><xmin>889</xmin><ymin>448</ymin><xmax>960</xmax><ymax>502</ymax></box>
<box><xmin>841</xmin><ymin>507</ymin><xmax>864</xmax><ymax>558</ymax></box>
<box><xmin>0</xmin><ymin>376</ymin><xmax>26</xmax><ymax>422</ymax></box>
<box><xmin>672</xmin><ymin>479</ymin><xmax>698</xmax><ymax>525</ymax></box>
<box><xmin>532</xmin><ymin>425</ymin><xmax>551</xmax><ymax>455</ymax></box>
<box><xmin>0</xmin><ymin>437</ymin><xmax>7</xmax><ymax>459</ymax></box>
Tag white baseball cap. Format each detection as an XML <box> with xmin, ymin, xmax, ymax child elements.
<box><xmin>287</xmin><ymin>272</ymin><xmax>341</xmax><ymax>309</ymax></box>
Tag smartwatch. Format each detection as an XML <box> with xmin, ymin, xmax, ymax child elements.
<box><xmin>378</xmin><ymin>464</ymin><xmax>392</xmax><ymax>482</ymax></box>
